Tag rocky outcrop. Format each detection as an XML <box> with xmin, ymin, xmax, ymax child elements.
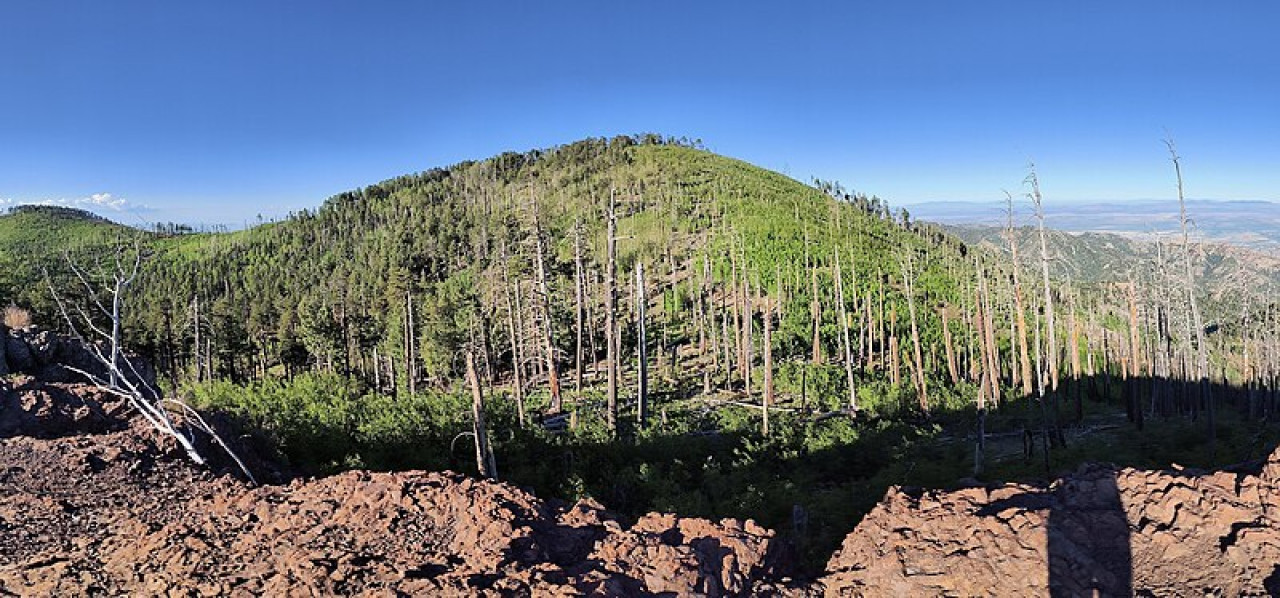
<box><xmin>585</xmin><ymin>512</ymin><xmax>789</xmax><ymax>596</ymax></box>
<box><xmin>818</xmin><ymin>458</ymin><xmax>1280</xmax><ymax>596</ymax></box>
<box><xmin>0</xmin><ymin>379</ymin><xmax>789</xmax><ymax>596</ymax></box>
<box><xmin>1</xmin><ymin>325</ymin><xmax>156</xmax><ymax>389</ymax></box>
<box><xmin>0</xmin><ymin>375</ymin><xmax>128</xmax><ymax>438</ymax></box>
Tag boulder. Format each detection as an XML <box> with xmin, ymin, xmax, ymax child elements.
<box><xmin>4</xmin><ymin>326</ymin><xmax>156</xmax><ymax>390</ymax></box>
<box><xmin>4</xmin><ymin>335</ymin><xmax>34</xmax><ymax>373</ymax></box>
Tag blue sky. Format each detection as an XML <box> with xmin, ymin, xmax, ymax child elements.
<box><xmin>1</xmin><ymin>2</ymin><xmax>1277</xmax><ymax>225</ymax></box>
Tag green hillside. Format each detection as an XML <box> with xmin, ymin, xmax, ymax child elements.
<box><xmin>4</xmin><ymin>136</ymin><xmax>1271</xmax><ymax>571</ymax></box>
<box><xmin>0</xmin><ymin>205</ymin><xmax>122</xmax><ymax>247</ymax></box>
<box><xmin>0</xmin><ymin>206</ymin><xmax>129</xmax><ymax>312</ymax></box>
<box><xmin>8</xmin><ymin>137</ymin><xmax>974</xmax><ymax>406</ymax></box>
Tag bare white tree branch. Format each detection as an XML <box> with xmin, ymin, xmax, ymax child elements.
<box><xmin>45</xmin><ymin>244</ymin><xmax>257</xmax><ymax>485</ymax></box>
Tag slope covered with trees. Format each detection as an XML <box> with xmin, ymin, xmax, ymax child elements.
<box><xmin>4</xmin><ymin>135</ymin><xmax>1277</xmax><ymax>569</ymax></box>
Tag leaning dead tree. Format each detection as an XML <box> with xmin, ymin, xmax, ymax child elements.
<box><xmin>48</xmin><ymin>240</ymin><xmax>256</xmax><ymax>484</ymax></box>
<box><xmin>900</xmin><ymin>252</ymin><xmax>928</xmax><ymax>412</ymax></box>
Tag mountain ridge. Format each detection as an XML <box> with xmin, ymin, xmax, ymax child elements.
<box><xmin>908</xmin><ymin>198</ymin><xmax>1280</xmax><ymax>249</ymax></box>
<box><xmin>944</xmin><ymin>223</ymin><xmax>1280</xmax><ymax>312</ymax></box>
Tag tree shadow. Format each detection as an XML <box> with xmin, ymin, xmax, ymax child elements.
<box><xmin>976</xmin><ymin>466</ymin><xmax>1130</xmax><ymax>596</ymax></box>
<box><xmin>982</xmin><ymin>372</ymin><xmax>1276</xmax><ymax>595</ymax></box>
<box><xmin>0</xmin><ymin>377</ymin><xmax>126</xmax><ymax>439</ymax></box>
<box><xmin>1046</xmin><ymin>466</ymin><xmax>1131</xmax><ymax>596</ymax></box>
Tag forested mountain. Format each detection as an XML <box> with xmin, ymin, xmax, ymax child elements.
<box><xmin>0</xmin><ymin>206</ymin><xmax>126</xmax><ymax>298</ymax></box>
<box><xmin>6</xmin><ymin>136</ymin><xmax>981</xmax><ymax>406</ymax></box>
<box><xmin>4</xmin><ymin>135</ymin><xmax>1277</xmax><ymax>570</ymax></box>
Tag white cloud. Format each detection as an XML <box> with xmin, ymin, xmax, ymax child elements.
<box><xmin>77</xmin><ymin>192</ymin><xmax>129</xmax><ymax>210</ymax></box>
<box><xmin>3</xmin><ymin>192</ymin><xmax>135</xmax><ymax>211</ymax></box>
<box><xmin>1</xmin><ymin>193</ymin><xmax>159</xmax><ymax>223</ymax></box>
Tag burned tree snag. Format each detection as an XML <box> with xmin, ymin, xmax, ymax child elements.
<box><xmin>1028</xmin><ymin>165</ymin><xmax>1059</xmax><ymax>392</ymax></box>
<box><xmin>1005</xmin><ymin>191</ymin><xmax>1034</xmax><ymax>398</ymax></box>
<box><xmin>466</xmin><ymin>346</ymin><xmax>498</xmax><ymax>480</ymax></box>
<box><xmin>835</xmin><ymin>248</ymin><xmax>858</xmax><ymax>412</ymax></box>
<box><xmin>605</xmin><ymin>190</ymin><xmax>620</xmax><ymax>434</ymax></box>
<box><xmin>636</xmin><ymin>262</ymin><xmax>649</xmax><ymax>427</ymax></box>
<box><xmin>529</xmin><ymin>189</ymin><xmax>563</xmax><ymax>413</ymax></box>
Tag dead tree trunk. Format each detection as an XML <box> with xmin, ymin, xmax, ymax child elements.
<box><xmin>742</xmin><ymin>268</ymin><xmax>753</xmax><ymax>398</ymax></box>
<box><xmin>1028</xmin><ymin>165</ymin><xmax>1058</xmax><ymax>392</ymax></box>
<box><xmin>530</xmin><ymin>190</ymin><xmax>563</xmax><ymax>413</ymax></box>
<box><xmin>980</xmin><ymin>266</ymin><xmax>1001</xmax><ymax>409</ymax></box>
<box><xmin>942</xmin><ymin>306</ymin><xmax>960</xmax><ymax>385</ymax></box>
<box><xmin>605</xmin><ymin>190</ymin><xmax>620</xmax><ymax>434</ymax></box>
<box><xmin>466</xmin><ymin>347</ymin><xmax>498</xmax><ymax>479</ymax></box>
<box><xmin>901</xmin><ymin>255</ymin><xmax>928</xmax><ymax>413</ymax></box>
<box><xmin>834</xmin><ymin>248</ymin><xmax>858</xmax><ymax>412</ymax></box>
<box><xmin>698</xmin><ymin>256</ymin><xmax>709</xmax><ymax>355</ymax></box>
<box><xmin>878</xmin><ymin>273</ymin><xmax>887</xmax><ymax>372</ymax></box>
<box><xmin>1168</xmin><ymin>138</ymin><xmax>1212</xmax><ymax>453</ymax></box>
<box><xmin>499</xmin><ymin>242</ymin><xmax>526</xmax><ymax>427</ymax></box>
<box><xmin>107</xmin><ymin>263</ymin><xmax>137</xmax><ymax>387</ymax></box>
<box><xmin>636</xmin><ymin>263</ymin><xmax>649</xmax><ymax>427</ymax></box>
<box><xmin>406</xmin><ymin>290</ymin><xmax>417</xmax><ymax>395</ymax></box>
<box><xmin>721</xmin><ymin>289</ymin><xmax>733</xmax><ymax>390</ymax></box>
<box><xmin>703</xmin><ymin>256</ymin><xmax>716</xmax><ymax>394</ymax></box>
<box><xmin>1032</xmin><ymin>298</ymin><xmax>1053</xmax><ymax>475</ymax></box>
<box><xmin>573</xmin><ymin>221</ymin><xmax>586</xmax><ymax>401</ymax></box>
<box><xmin>1126</xmin><ymin>278</ymin><xmax>1145</xmax><ymax>427</ymax></box>
<box><xmin>863</xmin><ymin>293</ymin><xmax>874</xmax><ymax>371</ymax></box>
<box><xmin>889</xmin><ymin>308</ymin><xmax>902</xmax><ymax>388</ymax></box>
<box><xmin>191</xmin><ymin>295</ymin><xmax>203</xmax><ymax>383</ymax></box>
<box><xmin>762</xmin><ymin>291</ymin><xmax>774</xmax><ymax>436</ymax></box>
<box><xmin>808</xmin><ymin>233</ymin><xmax>823</xmax><ymax>364</ymax></box>
<box><xmin>1005</xmin><ymin>192</ymin><xmax>1034</xmax><ymax>398</ymax></box>
<box><xmin>971</xmin><ymin>280</ymin><xmax>990</xmax><ymax>475</ymax></box>
<box><xmin>1067</xmin><ymin>284</ymin><xmax>1082</xmax><ymax>422</ymax></box>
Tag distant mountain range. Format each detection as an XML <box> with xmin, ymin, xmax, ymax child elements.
<box><xmin>944</xmin><ymin>224</ymin><xmax>1280</xmax><ymax>311</ymax></box>
<box><xmin>906</xmin><ymin>199</ymin><xmax>1280</xmax><ymax>249</ymax></box>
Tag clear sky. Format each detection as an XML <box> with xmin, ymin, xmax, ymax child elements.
<box><xmin>1</xmin><ymin>1</ymin><xmax>1277</xmax><ymax>225</ymax></box>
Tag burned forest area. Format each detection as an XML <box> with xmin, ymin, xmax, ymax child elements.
<box><xmin>4</xmin><ymin>134</ymin><xmax>1280</xmax><ymax>595</ymax></box>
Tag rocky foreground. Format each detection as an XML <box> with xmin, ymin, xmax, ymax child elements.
<box><xmin>4</xmin><ymin>376</ymin><xmax>1280</xmax><ymax>596</ymax></box>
